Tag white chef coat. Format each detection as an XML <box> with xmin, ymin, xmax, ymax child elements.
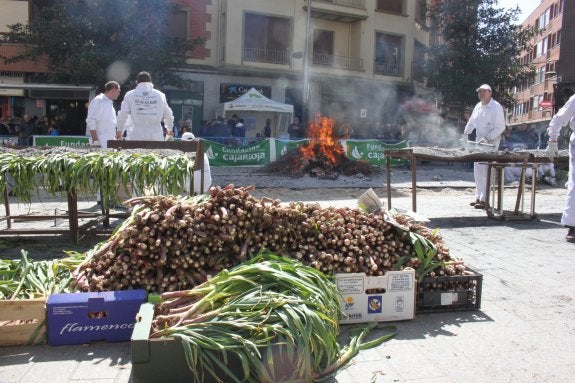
<box><xmin>86</xmin><ymin>93</ymin><xmax>117</xmax><ymax>148</ymax></box>
<box><xmin>547</xmin><ymin>93</ymin><xmax>575</xmax><ymax>227</ymax></box>
<box><xmin>117</xmin><ymin>82</ymin><xmax>174</xmax><ymax>141</ymax></box>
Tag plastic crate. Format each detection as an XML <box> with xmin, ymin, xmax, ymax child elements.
<box><xmin>416</xmin><ymin>267</ymin><xmax>482</xmax><ymax>313</ymax></box>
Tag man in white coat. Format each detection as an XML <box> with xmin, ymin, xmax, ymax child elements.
<box><xmin>546</xmin><ymin>93</ymin><xmax>575</xmax><ymax>243</ymax></box>
<box><xmin>116</xmin><ymin>71</ymin><xmax>174</xmax><ymax>141</ymax></box>
<box><xmin>463</xmin><ymin>84</ymin><xmax>506</xmax><ymax>209</ymax></box>
<box><xmin>86</xmin><ymin>81</ymin><xmax>121</xmax><ymax>148</ymax></box>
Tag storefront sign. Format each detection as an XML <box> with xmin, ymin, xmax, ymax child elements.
<box><xmin>33</xmin><ymin>135</ymin><xmax>91</xmax><ymax>147</ymax></box>
<box><xmin>204</xmin><ymin>139</ymin><xmax>271</xmax><ymax>166</ymax></box>
<box><xmin>0</xmin><ymin>72</ymin><xmax>24</xmax><ymax>96</ymax></box>
<box><xmin>220</xmin><ymin>84</ymin><xmax>272</xmax><ymax>103</ymax></box>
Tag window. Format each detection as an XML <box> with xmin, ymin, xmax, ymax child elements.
<box><xmin>415</xmin><ymin>0</ymin><xmax>426</xmax><ymax>24</ymax></box>
<box><xmin>412</xmin><ymin>40</ymin><xmax>426</xmax><ymax>82</ymax></box>
<box><xmin>535</xmin><ymin>67</ymin><xmax>545</xmax><ymax>84</ymax></box>
<box><xmin>167</xmin><ymin>7</ymin><xmax>188</xmax><ymax>39</ymax></box>
<box><xmin>539</xmin><ymin>8</ymin><xmax>551</xmax><ymax>30</ymax></box>
<box><xmin>376</xmin><ymin>0</ymin><xmax>403</xmax><ymax>15</ymax></box>
<box><xmin>374</xmin><ymin>32</ymin><xmax>403</xmax><ymax>76</ymax></box>
<box><xmin>243</xmin><ymin>13</ymin><xmax>290</xmax><ymax>64</ymax></box>
<box><xmin>312</xmin><ymin>30</ymin><xmax>334</xmax><ymax>66</ymax></box>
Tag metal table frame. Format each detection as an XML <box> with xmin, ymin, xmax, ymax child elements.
<box><xmin>384</xmin><ymin>148</ymin><xmax>554</xmax><ymax>216</ymax></box>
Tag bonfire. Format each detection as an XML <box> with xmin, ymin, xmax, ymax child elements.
<box><xmin>265</xmin><ymin>114</ymin><xmax>381</xmax><ymax>179</ymax></box>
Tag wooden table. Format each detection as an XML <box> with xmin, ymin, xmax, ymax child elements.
<box><xmin>1</xmin><ymin>141</ymin><xmax>205</xmax><ymax>243</ymax></box>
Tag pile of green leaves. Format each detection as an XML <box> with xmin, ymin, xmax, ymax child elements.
<box><xmin>0</xmin><ymin>250</ymin><xmax>84</xmax><ymax>300</ymax></box>
<box><xmin>0</xmin><ymin>147</ymin><xmax>196</xmax><ymax>209</ymax></box>
<box><xmin>151</xmin><ymin>252</ymin><xmax>397</xmax><ymax>382</ymax></box>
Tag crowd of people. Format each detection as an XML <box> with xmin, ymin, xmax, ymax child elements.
<box><xmin>0</xmin><ymin>114</ymin><xmax>62</xmax><ymax>145</ymax></box>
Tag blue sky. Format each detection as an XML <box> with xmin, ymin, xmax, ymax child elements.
<box><xmin>498</xmin><ymin>0</ymin><xmax>542</xmax><ymax>23</ymax></box>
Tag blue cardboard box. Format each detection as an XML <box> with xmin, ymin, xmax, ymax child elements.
<box><xmin>47</xmin><ymin>290</ymin><xmax>147</xmax><ymax>346</ymax></box>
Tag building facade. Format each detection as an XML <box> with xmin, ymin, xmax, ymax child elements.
<box><xmin>507</xmin><ymin>0</ymin><xmax>565</xmax><ymax>144</ymax></box>
<box><xmin>172</xmin><ymin>0</ymin><xmax>431</xmax><ymax>138</ymax></box>
<box><xmin>1</xmin><ymin>0</ymin><xmax>431</xmax><ymax>138</ymax></box>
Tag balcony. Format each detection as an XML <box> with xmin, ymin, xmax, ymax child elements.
<box><xmin>242</xmin><ymin>47</ymin><xmax>290</xmax><ymax>65</ymax></box>
<box><xmin>374</xmin><ymin>61</ymin><xmax>400</xmax><ymax>76</ymax></box>
<box><xmin>304</xmin><ymin>0</ymin><xmax>368</xmax><ymax>23</ymax></box>
<box><xmin>315</xmin><ymin>0</ymin><xmax>365</xmax><ymax>8</ymax></box>
<box><xmin>312</xmin><ymin>52</ymin><xmax>363</xmax><ymax>71</ymax></box>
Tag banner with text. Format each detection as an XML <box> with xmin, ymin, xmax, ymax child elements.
<box><xmin>345</xmin><ymin>140</ymin><xmax>408</xmax><ymax>166</ymax></box>
<box><xmin>204</xmin><ymin>139</ymin><xmax>271</xmax><ymax>166</ymax></box>
<box><xmin>33</xmin><ymin>135</ymin><xmax>90</xmax><ymax>147</ymax></box>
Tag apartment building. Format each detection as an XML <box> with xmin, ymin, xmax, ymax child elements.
<box><xmin>508</xmin><ymin>0</ymin><xmax>564</xmax><ymax>140</ymax></box>
<box><xmin>173</xmin><ymin>0</ymin><xmax>431</xmax><ymax>137</ymax></box>
<box><xmin>0</xmin><ymin>0</ymin><xmax>430</xmax><ymax>137</ymax></box>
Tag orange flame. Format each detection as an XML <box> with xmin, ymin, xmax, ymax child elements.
<box><xmin>300</xmin><ymin>114</ymin><xmax>345</xmax><ymax>164</ymax></box>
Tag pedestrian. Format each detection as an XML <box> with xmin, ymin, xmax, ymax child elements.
<box><xmin>288</xmin><ymin>116</ymin><xmax>304</xmax><ymax>139</ymax></box>
<box><xmin>463</xmin><ymin>84</ymin><xmax>506</xmax><ymax>210</ymax></box>
<box><xmin>117</xmin><ymin>71</ymin><xmax>174</xmax><ymax>141</ymax></box>
<box><xmin>262</xmin><ymin>118</ymin><xmax>272</xmax><ymax>138</ymax></box>
<box><xmin>211</xmin><ymin>115</ymin><xmax>231</xmax><ymax>143</ymax></box>
<box><xmin>86</xmin><ymin>81</ymin><xmax>121</xmax><ymax>148</ymax></box>
<box><xmin>234</xmin><ymin>118</ymin><xmax>246</xmax><ymax>146</ymax></box>
<box><xmin>16</xmin><ymin>114</ymin><xmax>35</xmax><ymax>146</ymax></box>
<box><xmin>545</xmin><ymin>92</ymin><xmax>575</xmax><ymax>243</ymax></box>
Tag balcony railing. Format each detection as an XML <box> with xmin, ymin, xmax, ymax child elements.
<box><xmin>312</xmin><ymin>52</ymin><xmax>363</xmax><ymax>70</ymax></box>
<box><xmin>374</xmin><ymin>60</ymin><xmax>400</xmax><ymax>76</ymax></box>
<box><xmin>313</xmin><ymin>0</ymin><xmax>366</xmax><ymax>9</ymax></box>
<box><xmin>242</xmin><ymin>47</ymin><xmax>290</xmax><ymax>65</ymax></box>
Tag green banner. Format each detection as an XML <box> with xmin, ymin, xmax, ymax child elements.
<box><xmin>345</xmin><ymin>140</ymin><xmax>408</xmax><ymax>166</ymax></box>
<box><xmin>33</xmin><ymin>135</ymin><xmax>91</xmax><ymax>147</ymax></box>
<box><xmin>275</xmin><ymin>139</ymin><xmax>309</xmax><ymax>158</ymax></box>
<box><xmin>204</xmin><ymin>139</ymin><xmax>271</xmax><ymax>166</ymax></box>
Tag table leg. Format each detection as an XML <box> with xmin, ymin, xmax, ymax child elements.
<box><xmin>67</xmin><ymin>190</ymin><xmax>79</xmax><ymax>244</ymax></box>
<box><xmin>3</xmin><ymin>179</ymin><xmax>11</xmax><ymax>229</ymax></box>
<box><xmin>484</xmin><ymin>163</ymin><xmax>493</xmax><ymax>218</ymax></box>
<box><xmin>497</xmin><ymin>166</ymin><xmax>504</xmax><ymax>215</ymax></box>
<box><xmin>411</xmin><ymin>154</ymin><xmax>417</xmax><ymax>212</ymax></box>
<box><xmin>530</xmin><ymin>166</ymin><xmax>537</xmax><ymax>218</ymax></box>
<box><xmin>386</xmin><ymin>156</ymin><xmax>392</xmax><ymax>209</ymax></box>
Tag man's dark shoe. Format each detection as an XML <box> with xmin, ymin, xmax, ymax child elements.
<box><xmin>470</xmin><ymin>200</ymin><xmax>480</xmax><ymax>206</ymax></box>
<box><xmin>474</xmin><ymin>201</ymin><xmax>486</xmax><ymax>210</ymax></box>
<box><xmin>567</xmin><ymin>228</ymin><xmax>575</xmax><ymax>243</ymax></box>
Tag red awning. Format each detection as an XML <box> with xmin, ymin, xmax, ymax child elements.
<box><xmin>540</xmin><ymin>100</ymin><xmax>553</xmax><ymax>109</ymax></box>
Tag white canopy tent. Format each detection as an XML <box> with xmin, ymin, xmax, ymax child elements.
<box><xmin>221</xmin><ymin>88</ymin><xmax>294</xmax><ymax>138</ymax></box>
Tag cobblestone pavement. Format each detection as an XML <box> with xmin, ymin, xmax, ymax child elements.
<box><xmin>1</xmin><ymin>165</ymin><xmax>573</xmax><ymax>383</ymax></box>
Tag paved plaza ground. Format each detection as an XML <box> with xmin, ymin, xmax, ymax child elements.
<box><xmin>1</xmin><ymin>164</ymin><xmax>573</xmax><ymax>383</ymax></box>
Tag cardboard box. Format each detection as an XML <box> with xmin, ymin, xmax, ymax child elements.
<box><xmin>47</xmin><ymin>290</ymin><xmax>147</xmax><ymax>346</ymax></box>
<box><xmin>131</xmin><ymin>303</ymin><xmax>242</xmax><ymax>383</ymax></box>
<box><xmin>336</xmin><ymin>269</ymin><xmax>415</xmax><ymax>324</ymax></box>
<box><xmin>0</xmin><ymin>298</ymin><xmax>47</xmax><ymax>346</ymax></box>
<box><xmin>417</xmin><ymin>267</ymin><xmax>482</xmax><ymax>313</ymax></box>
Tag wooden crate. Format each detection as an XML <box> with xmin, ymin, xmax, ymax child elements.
<box><xmin>0</xmin><ymin>299</ymin><xmax>47</xmax><ymax>346</ymax></box>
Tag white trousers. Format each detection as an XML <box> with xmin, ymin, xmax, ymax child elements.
<box><xmin>561</xmin><ymin>133</ymin><xmax>575</xmax><ymax>227</ymax></box>
<box><xmin>474</xmin><ymin>162</ymin><xmax>489</xmax><ymax>202</ymax></box>
<box><xmin>94</xmin><ymin>128</ymin><xmax>116</xmax><ymax>149</ymax></box>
